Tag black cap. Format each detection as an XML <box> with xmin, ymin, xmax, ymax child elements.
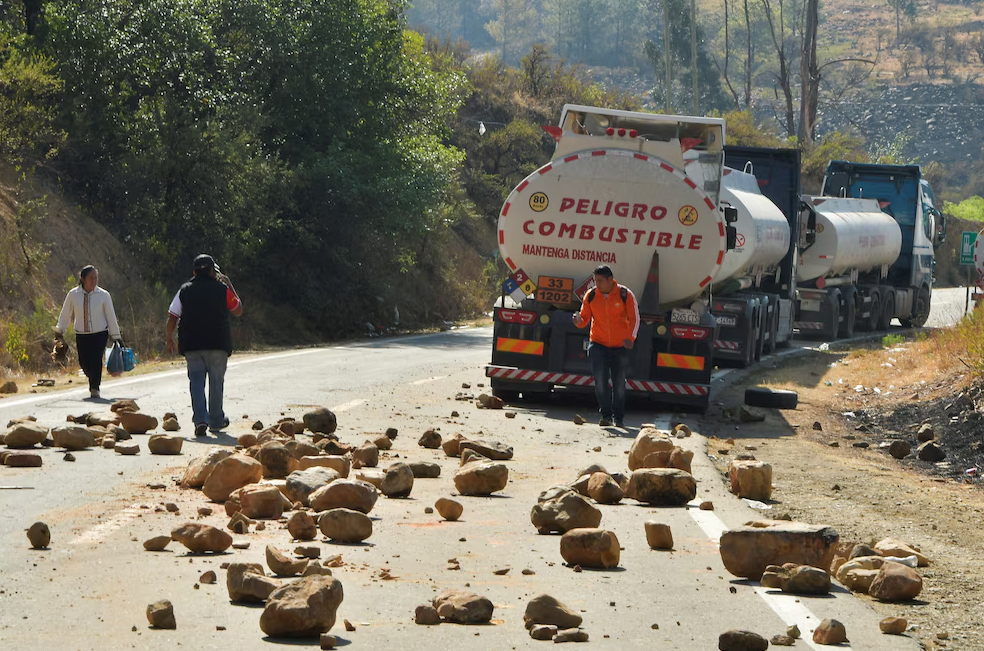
<box><xmin>193</xmin><ymin>254</ymin><xmax>220</xmax><ymax>273</ymax></box>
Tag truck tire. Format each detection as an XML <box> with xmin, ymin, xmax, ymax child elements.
<box><xmin>490</xmin><ymin>380</ymin><xmax>519</xmax><ymax>403</ymax></box>
<box><xmin>744</xmin><ymin>387</ymin><xmax>799</xmax><ymax>410</ymax></box>
<box><xmin>838</xmin><ymin>296</ymin><xmax>856</xmax><ymax>338</ymax></box>
<box><xmin>864</xmin><ymin>293</ymin><xmax>880</xmax><ymax>331</ymax></box>
<box><xmin>901</xmin><ymin>287</ymin><xmax>930</xmax><ymax>328</ymax></box>
<box><xmin>877</xmin><ymin>292</ymin><xmax>895</xmax><ymax>330</ymax></box>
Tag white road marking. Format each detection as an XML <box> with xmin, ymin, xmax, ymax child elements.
<box><xmin>330</xmin><ymin>399</ymin><xmax>365</xmax><ymax>412</ymax></box>
<box><xmin>654</xmin><ymin>418</ymin><xmax>843</xmax><ymax>650</ymax></box>
<box><xmin>410</xmin><ymin>375</ymin><xmax>447</xmax><ymax>385</ymax></box>
<box><xmin>0</xmin><ymin>329</ymin><xmax>484</xmax><ymax>412</ymax></box>
<box><xmin>70</xmin><ymin>504</ymin><xmax>144</xmax><ymax>545</ymax></box>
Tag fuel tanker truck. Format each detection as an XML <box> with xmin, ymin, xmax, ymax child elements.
<box><xmin>486</xmin><ymin>106</ymin><xmax>944</xmax><ymax>410</ymax></box>
<box><xmin>487</xmin><ymin>105</ymin><xmax>739</xmax><ymax>411</ymax></box>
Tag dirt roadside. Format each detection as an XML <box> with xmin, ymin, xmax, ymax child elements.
<box><xmin>700</xmin><ymin>344</ymin><xmax>984</xmax><ymax>651</ymax></box>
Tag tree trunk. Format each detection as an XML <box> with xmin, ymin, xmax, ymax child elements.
<box><xmin>743</xmin><ymin>0</ymin><xmax>753</xmax><ymax>108</ymax></box>
<box><xmin>798</xmin><ymin>0</ymin><xmax>820</xmax><ymax>143</ymax></box>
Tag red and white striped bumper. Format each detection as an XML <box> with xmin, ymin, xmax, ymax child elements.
<box><xmin>794</xmin><ymin>321</ymin><xmax>825</xmax><ymax>330</ymax></box>
<box><xmin>485</xmin><ymin>366</ymin><xmax>709</xmax><ymax>396</ymax></box>
<box><xmin>714</xmin><ymin>340</ymin><xmax>741</xmax><ymax>351</ymax></box>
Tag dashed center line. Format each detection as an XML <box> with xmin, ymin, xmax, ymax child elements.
<box><xmin>331</xmin><ymin>399</ymin><xmax>365</xmax><ymax>412</ymax></box>
<box><xmin>410</xmin><ymin>375</ymin><xmax>447</xmax><ymax>385</ymax></box>
<box><xmin>70</xmin><ymin>505</ymin><xmax>144</xmax><ymax>545</ymax></box>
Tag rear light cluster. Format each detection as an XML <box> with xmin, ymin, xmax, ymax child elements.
<box><xmin>498</xmin><ymin>308</ymin><xmax>536</xmax><ymax>324</ymax></box>
<box><xmin>605</xmin><ymin>127</ymin><xmax>638</xmax><ymax>138</ymax></box>
<box><xmin>671</xmin><ymin>325</ymin><xmax>710</xmax><ymax>340</ymax></box>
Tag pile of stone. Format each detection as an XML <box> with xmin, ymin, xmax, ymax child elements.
<box><xmin>830</xmin><ymin>538</ymin><xmax>927</xmax><ymax>601</ymax></box>
<box><xmin>414</xmin><ymin>589</ymin><xmax>494</xmax><ymax>625</ymax></box>
<box><xmin>520</xmin><ymin>594</ymin><xmax>588</xmax><ymax>641</ymax></box>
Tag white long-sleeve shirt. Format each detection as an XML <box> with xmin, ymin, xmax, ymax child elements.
<box><xmin>55</xmin><ymin>286</ymin><xmax>121</xmax><ymax>338</ymax></box>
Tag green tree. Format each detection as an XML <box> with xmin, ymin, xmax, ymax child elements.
<box><xmin>887</xmin><ymin>0</ymin><xmax>917</xmax><ymax>46</ymax></box>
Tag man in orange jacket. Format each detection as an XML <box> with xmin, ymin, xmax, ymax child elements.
<box><xmin>572</xmin><ymin>265</ymin><xmax>639</xmax><ymax>427</ymax></box>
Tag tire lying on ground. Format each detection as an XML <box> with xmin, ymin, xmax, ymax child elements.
<box><xmin>744</xmin><ymin>387</ymin><xmax>799</xmax><ymax>410</ymax></box>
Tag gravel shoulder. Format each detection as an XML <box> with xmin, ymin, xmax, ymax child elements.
<box><xmin>702</xmin><ymin>345</ymin><xmax>984</xmax><ymax>651</ymax></box>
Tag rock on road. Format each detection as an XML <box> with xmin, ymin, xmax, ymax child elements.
<box><xmin>0</xmin><ymin>289</ymin><xmax>967</xmax><ymax>649</ymax></box>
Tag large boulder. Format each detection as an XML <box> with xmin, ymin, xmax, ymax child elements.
<box><xmin>309</xmin><ymin>479</ymin><xmax>378</xmax><ymax>514</ymax></box>
<box><xmin>287</xmin><ymin>511</ymin><xmax>318</xmax><ymax>541</ymax></box>
<box><xmin>916</xmin><ymin>441</ymin><xmax>945</xmax><ymax>462</ymax></box>
<box><xmin>297</xmin><ymin>455</ymin><xmax>350</xmax><ymax>477</ymax></box>
<box><xmin>266</xmin><ymin>545</ymin><xmax>309</xmax><ymax>577</ymax></box>
<box><xmin>51</xmin><ymin>425</ymin><xmax>95</xmax><ymax>451</ymax></box>
<box><xmin>418</xmin><ymin>429</ymin><xmax>442</xmax><ymax>449</ymax></box>
<box><xmin>645</xmin><ymin>521</ymin><xmax>674</xmax><ymax>550</ymax></box>
<box><xmin>587</xmin><ymin>472</ymin><xmax>623</xmax><ymax>504</ymax></box>
<box><xmin>302</xmin><ymin>408</ymin><xmax>337</xmax><ymax>435</ymax></box>
<box><xmin>408</xmin><ymin>461</ymin><xmax>441</xmax><ymax>478</ymax></box>
<box><xmin>352</xmin><ymin>443</ymin><xmax>379</xmax><ymax>468</ymax></box>
<box><xmin>530</xmin><ymin>490</ymin><xmax>602</xmax><ymax>534</ymax></box>
<box><xmin>183</xmin><ymin>448</ymin><xmax>235</xmax><ymax>487</ymax></box>
<box><xmin>118</xmin><ymin>411</ymin><xmax>158</xmax><ymax>434</ymax></box>
<box><xmin>625</xmin><ymin>468</ymin><xmax>697</xmax><ymax>505</ymax></box>
<box><xmin>203</xmin><ymin>454</ymin><xmax>264</xmax><ymax>502</ymax></box>
<box><xmin>559</xmin><ymin>528</ymin><xmax>620</xmax><ymax>569</ymax></box>
<box><xmin>868</xmin><ymin>561</ymin><xmax>923</xmax><ymax>602</ymax></box>
<box><xmin>627</xmin><ymin>427</ymin><xmax>675</xmax><ymax>470</ymax></box>
<box><xmin>719</xmin><ymin>520</ymin><xmax>839</xmax><ymax>580</ymax></box>
<box><xmin>171</xmin><ymin>523</ymin><xmax>233</xmax><ymax>553</ymax></box>
<box><xmin>318</xmin><ymin>508</ymin><xmax>373</xmax><ymax>543</ymax></box>
<box><xmin>227</xmin><ymin>562</ymin><xmax>282</xmax><ymax>603</ymax></box>
<box><xmin>285</xmin><ymin>467</ymin><xmax>339</xmax><ymax>507</ymax></box>
<box><xmin>5</xmin><ymin>452</ymin><xmax>42</xmax><ymax>467</ymax></box>
<box><xmin>285</xmin><ymin>439</ymin><xmax>319</xmax><ymax>460</ymax></box>
<box><xmin>239</xmin><ymin>483</ymin><xmax>287</xmax><ymax>519</ymax></box>
<box><xmin>259</xmin><ymin>575</ymin><xmax>344</xmax><ymax>637</ymax></box>
<box><xmin>453</xmin><ymin>461</ymin><xmax>509</xmax><ymax>496</ymax></box>
<box><xmin>4</xmin><ymin>423</ymin><xmax>48</xmax><ymax>448</ymax></box>
<box><xmin>148</xmin><ymin>434</ymin><xmax>183</xmax><ymax>455</ymax></box>
<box><xmin>760</xmin><ymin>563</ymin><xmax>831</xmax><ymax>595</ymax></box>
<box><xmin>718</xmin><ymin>630</ymin><xmax>769</xmax><ymax>651</ymax></box>
<box><xmin>432</xmin><ymin>589</ymin><xmax>494</xmax><ymax>624</ymax></box>
<box><xmin>442</xmin><ymin>434</ymin><xmax>466</xmax><ymax>457</ymax></box>
<box><xmin>524</xmin><ymin>594</ymin><xmax>582</xmax><ymax>629</ymax></box>
<box><xmin>458</xmin><ymin>439</ymin><xmax>514</xmax><ymax>461</ymax></box>
<box><xmin>259</xmin><ymin>442</ymin><xmax>297</xmax><ymax>479</ymax></box>
<box><xmin>435</xmin><ymin>498</ymin><xmax>463</xmax><ymax>521</ymax></box>
<box><xmin>728</xmin><ymin>460</ymin><xmax>773</xmax><ymax>501</ymax></box>
<box><xmin>380</xmin><ymin>463</ymin><xmax>414</xmax><ymax>498</ymax></box>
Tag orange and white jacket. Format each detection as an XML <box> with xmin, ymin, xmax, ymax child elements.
<box><xmin>576</xmin><ymin>282</ymin><xmax>640</xmax><ymax>348</ymax></box>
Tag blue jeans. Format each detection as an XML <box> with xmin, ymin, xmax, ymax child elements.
<box><xmin>185</xmin><ymin>350</ymin><xmax>228</xmax><ymax>429</ymax></box>
<box><xmin>588</xmin><ymin>342</ymin><xmax>627</xmax><ymax>421</ymax></box>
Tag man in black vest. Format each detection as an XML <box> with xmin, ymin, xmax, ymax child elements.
<box><xmin>165</xmin><ymin>254</ymin><xmax>243</xmax><ymax>437</ymax></box>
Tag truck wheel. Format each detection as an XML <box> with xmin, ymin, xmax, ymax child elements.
<box><xmin>826</xmin><ymin>299</ymin><xmax>840</xmax><ymax>341</ymax></box>
<box><xmin>744</xmin><ymin>387</ymin><xmax>799</xmax><ymax>410</ymax></box>
<box><xmin>901</xmin><ymin>287</ymin><xmax>930</xmax><ymax>328</ymax></box>
<box><xmin>878</xmin><ymin>293</ymin><xmax>895</xmax><ymax>330</ymax></box>
<box><xmin>838</xmin><ymin>297</ymin><xmax>856</xmax><ymax>338</ymax></box>
<box><xmin>491</xmin><ymin>381</ymin><xmax>519</xmax><ymax>403</ymax></box>
<box><xmin>865</xmin><ymin>294</ymin><xmax>880</xmax><ymax>331</ymax></box>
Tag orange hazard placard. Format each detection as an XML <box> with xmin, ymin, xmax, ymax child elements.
<box><xmin>536</xmin><ymin>276</ymin><xmax>574</xmax><ymax>304</ymax></box>
<box><xmin>496</xmin><ymin>338</ymin><xmax>545</xmax><ymax>355</ymax></box>
<box><xmin>656</xmin><ymin>352</ymin><xmax>705</xmax><ymax>370</ymax></box>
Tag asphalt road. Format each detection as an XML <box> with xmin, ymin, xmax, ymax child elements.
<box><xmin>0</xmin><ymin>288</ymin><xmax>968</xmax><ymax>650</ymax></box>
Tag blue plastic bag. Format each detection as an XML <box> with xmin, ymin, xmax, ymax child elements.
<box><xmin>106</xmin><ymin>342</ymin><xmax>125</xmax><ymax>376</ymax></box>
<box><xmin>121</xmin><ymin>345</ymin><xmax>136</xmax><ymax>372</ymax></box>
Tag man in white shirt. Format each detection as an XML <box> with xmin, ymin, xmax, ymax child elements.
<box><xmin>54</xmin><ymin>265</ymin><xmax>122</xmax><ymax>399</ymax></box>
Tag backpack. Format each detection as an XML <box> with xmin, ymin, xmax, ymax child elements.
<box><xmin>586</xmin><ymin>286</ymin><xmax>628</xmax><ymax>304</ymax></box>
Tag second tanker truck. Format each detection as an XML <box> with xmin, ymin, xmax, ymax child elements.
<box><xmin>486</xmin><ymin>105</ymin><xmax>944</xmax><ymax>412</ymax></box>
